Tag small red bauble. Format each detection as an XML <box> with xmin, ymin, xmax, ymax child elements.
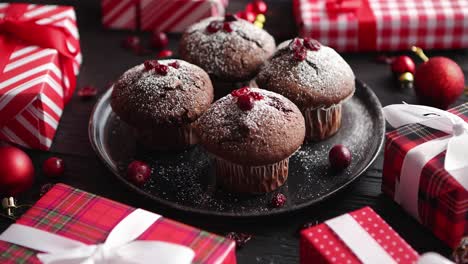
<box><xmin>121</xmin><ymin>35</ymin><xmax>140</xmax><ymax>50</ymax></box>
<box><xmin>77</xmin><ymin>86</ymin><xmax>98</xmax><ymax>99</ymax></box>
<box><xmin>271</xmin><ymin>193</ymin><xmax>287</xmax><ymax>208</ymax></box>
<box><xmin>237</xmin><ymin>11</ymin><xmax>256</xmax><ymax>23</ymax></box>
<box><xmin>252</xmin><ymin>0</ymin><xmax>268</xmax><ymax>14</ymax></box>
<box><xmin>237</xmin><ymin>94</ymin><xmax>255</xmax><ymax>111</ymax></box>
<box><xmin>414</xmin><ymin>57</ymin><xmax>465</xmax><ymax>109</ymax></box>
<box><xmin>127</xmin><ymin>161</ymin><xmax>151</xmax><ymax>186</ymax></box>
<box><xmin>391</xmin><ymin>55</ymin><xmax>416</xmax><ymax>75</ymax></box>
<box><xmin>157</xmin><ymin>49</ymin><xmax>173</xmax><ymax>58</ymax></box>
<box><xmin>151</xmin><ymin>31</ymin><xmax>169</xmax><ymax>49</ymax></box>
<box><xmin>0</xmin><ymin>146</ymin><xmax>34</xmax><ymax>196</ymax></box>
<box><xmin>329</xmin><ymin>144</ymin><xmax>352</xmax><ymax>170</ymax></box>
<box><xmin>43</xmin><ymin>157</ymin><xmax>65</xmax><ymax>178</ymax></box>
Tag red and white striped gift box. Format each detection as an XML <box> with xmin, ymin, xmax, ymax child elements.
<box><xmin>102</xmin><ymin>0</ymin><xmax>228</xmax><ymax>32</ymax></box>
<box><xmin>293</xmin><ymin>0</ymin><xmax>468</xmax><ymax>52</ymax></box>
<box><xmin>0</xmin><ymin>3</ymin><xmax>81</xmax><ymax>150</ymax></box>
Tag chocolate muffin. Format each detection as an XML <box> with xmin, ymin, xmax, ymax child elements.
<box><xmin>111</xmin><ymin>59</ymin><xmax>214</xmax><ymax>150</ymax></box>
<box><xmin>179</xmin><ymin>15</ymin><xmax>275</xmax><ymax>97</ymax></box>
<box><xmin>196</xmin><ymin>87</ymin><xmax>305</xmax><ymax>193</ymax></box>
<box><xmin>256</xmin><ymin>38</ymin><xmax>355</xmax><ymax>141</ymax></box>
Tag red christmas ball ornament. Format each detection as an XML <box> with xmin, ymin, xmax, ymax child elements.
<box><xmin>151</xmin><ymin>31</ymin><xmax>169</xmax><ymax>49</ymax></box>
<box><xmin>0</xmin><ymin>146</ymin><xmax>34</xmax><ymax>196</ymax></box>
<box><xmin>412</xmin><ymin>47</ymin><xmax>465</xmax><ymax>109</ymax></box>
<box><xmin>127</xmin><ymin>161</ymin><xmax>151</xmax><ymax>186</ymax></box>
<box><xmin>252</xmin><ymin>0</ymin><xmax>268</xmax><ymax>14</ymax></box>
<box><xmin>237</xmin><ymin>11</ymin><xmax>256</xmax><ymax>23</ymax></box>
<box><xmin>157</xmin><ymin>49</ymin><xmax>173</xmax><ymax>58</ymax></box>
<box><xmin>43</xmin><ymin>157</ymin><xmax>65</xmax><ymax>178</ymax></box>
<box><xmin>391</xmin><ymin>55</ymin><xmax>415</xmax><ymax>75</ymax></box>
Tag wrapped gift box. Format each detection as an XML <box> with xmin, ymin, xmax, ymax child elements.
<box><xmin>102</xmin><ymin>0</ymin><xmax>228</xmax><ymax>32</ymax></box>
<box><xmin>293</xmin><ymin>0</ymin><xmax>468</xmax><ymax>52</ymax></box>
<box><xmin>0</xmin><ymin>184</ymin><xmax>236</xmax><ymax>263</ymax></box>
<box><xmin>300</xmin><ymin>207</ymin><xmax>419</xmax><ymax>264</ymax></box>
<box><xmin>0</xmin><ymin>3</ymin><xmax>81</xmax><ymax>150</ymax></box>
<box><xmin>383</xmin><ymin>103</ymin><xmax>468</xmax><ymax>248</ymax></box>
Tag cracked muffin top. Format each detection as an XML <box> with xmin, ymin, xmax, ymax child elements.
<box><xmin>256</xmin><ymin>38</ymin><xmax>355</xmax><ymax>108</ymax></box>
<box><xmin>111</xmin><ymin>59</ymin><xmax>214</xmax><ymax>129</ymax></box>
<box><xmin>179</xmin><ymin>15</ymin><xmax>276</xmax><ymax>82</ymax></box>
<box><xmin>196</xmin><ymin>87</ymin><xmax>305</xmax><ymax>166</ymax></box>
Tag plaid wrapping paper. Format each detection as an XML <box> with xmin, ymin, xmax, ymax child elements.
<box><xmin>293</xmin><ymin>0</ymin><xmax>468</xmax><ymax>52</ymax></box>
<box><xmin>102</xmin><ymin>0</ymin><xmax>228</xmax><ymax>32</ymax></box>
<box><xmin>382</xmin><ymin>103</ymin><xmax>468</xmax><ymax>248</ymax></box>
<box><xmin>0</xmin><ymin>184</ymin><xmax>236</xmax><ymax>264</ymax></box>
<box><xmin>0</xmin><ymin>3</ymin><xmax>81</xmax><ymax>150</ymax></box>
<box><xmin>300</xmin><ymin>207</ymin><xmax>419</xmax><ymax>264</ymax></box>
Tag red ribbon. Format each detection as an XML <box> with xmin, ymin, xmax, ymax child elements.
<box><xmin>325</xmin><ymin>0</ymin><xmax>377</xmax><ymax>51</ymax></box>
<box><xmin>0</xmin><ymin>4</ymin><xmax>79</xmax><ymax>104</ymax></box>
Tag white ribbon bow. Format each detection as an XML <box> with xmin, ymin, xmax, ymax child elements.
<box><xmin>383</xmin><ymin>103</ymin><xmax>468</xmax><ymax>220</ymax></box>
<box><xmin>0</xmin><ymin>209</ymin><xmax>195</xmax><ymax>264</ymax></box>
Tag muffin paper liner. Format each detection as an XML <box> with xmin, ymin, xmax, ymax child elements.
<box><xmin>303</xmin><ymin>104</ymin><xmax>342</xmax><ymax>141</ymax></box>
<box><xmin>213</xmin><ymin>156</ymin><xmax>289</xmax><ymax>193</ymax></box>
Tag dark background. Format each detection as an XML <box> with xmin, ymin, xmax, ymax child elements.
<box><xmin>1</xmin><ymin>0</ymin><xmax>467</xmax><ymax>263</ymax></box>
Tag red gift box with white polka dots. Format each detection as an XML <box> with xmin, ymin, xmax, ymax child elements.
<box><xmin>300</xmin><ymin>207</ymin><xmax>419</xmax><ymax>264</ymax></box>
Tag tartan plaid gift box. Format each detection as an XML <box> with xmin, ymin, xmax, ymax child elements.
<box><xmin>0</xmin><ymin>184</ymin><xmax>236</xmax><ymax>263</ymax></box>
<box><xmin>0</xmin><ymin>3</ymin><xmax>81</xmax><ymax>150</ymax></box>
<box><xmin>293</xmin><ymin>0</ymin><xmax>468</xmax><ymax>52</ymax></box>
<box><xmin>300</xmin><ymin>207</ymin><xmax>419</xmax><ymax>264</ymax></box>
<box><xmin>101</xmin><ymin>0</ymin><xmax>228</xmax><ymax>32</ymax></box>
<box><xmin>382</xmin><ymin>103</ymin><xmax>468</xmax><ymax>248</ymax></box>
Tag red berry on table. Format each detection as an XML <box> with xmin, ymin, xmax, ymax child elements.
<box><xmin>271</xmin><ymin>193</ymin><xmax>287</xmax><ymax>208</ymax></box>
<box><xmin>223</xmin><ymin>22</ymin><xmax>233</xmax><ymax>33</ymax></box>
<box><xmin>414</xmin><ymin>57</ymin><xmax>465</xmax><ymax>109</ymax></box>
<box><xmin>43</xmin><ymin>157</ymin><xmax>65</xmax><ymax>178</ymax></box>
<box><xmin>237</xmin><ymin>94</ymin><xmax>255</xmax><ymax>111</ymax></box>
<box><xmin>144</xmin><ymin>60</ymin><xmax>159</xmax><ymax>71</ymax></box>
<box><xmin>303</xmin><ymin>38</ymin><xmax>321</xmax><ymax>51</ymax></box>
<box><xmin>121</xmin><ymin>35</ymin><xmax>140</xmax><ymax>50</ymax></box>
<box><xmin>293</xmin><ymin>47</ymin><xmax>307</xmax><ymax>61</ymax></box>
<box><xmin>77</xmin><ymin>86</ymin><xmax>98</xmax><ymax>99</ymax></box>
<box><xmin>0</xmin><ymin>146</ymin><xmax>34</xmax><ymax>196</ymax></box>
<box><xmin>252</xmin><ymin>0</ymin><xmax>268</xmax><ymax>14</ymax></box>
<box><xmin>206</xmin><ymin>21</ymin><xmax>222</xmax><ymax>33</ymax></box>
<box><xmin>225</xmin><ymin>232</ymin><xmax>252</xmax><ymax>249</ymax></box>
<box><xmin>127</xmin><ymin>161</ymin><xmax>151</xmax><ymax>186</ymax></box>
<box><xmin>151</xmin><ymin>31</ymin><xmax>169</xmax><ymax>49</ymax></box>
<box><xmin>168</xmin><ymin>61</ymin><xmax>180</xmax><ymax>69</ymax></box>
<box><xmin>231</xmin><ymin>87</ymin><xmax>250</xmax><ymax>97</ymax></box>
<box><xmin>157</xmin><ymin>49</ymin><xmax>173</xmax><ymax>58</ymax></box>
<box><xmin>154</xmin><ymin>64</ymin><xmax>169</xmax><ymax>75</ymax></box>
<box><xmin>329</xmin><ymin>144</ymin><xmax>352</xmax><ymax>170</ymax></box>
<box><xmin>391</xmin><ymin>55</ymin><xmax>415</xmax><ymax>75</ymax></box>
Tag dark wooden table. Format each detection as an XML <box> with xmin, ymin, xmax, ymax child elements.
<box><xmin>2</xmin><ymin>0</ymin><xmax>467</xmax><ymax>263</ymax></box>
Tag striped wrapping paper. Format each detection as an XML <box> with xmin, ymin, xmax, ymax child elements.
<box><xmin>0</xmin><ymin>3</ymin><xmax>81</xmax><ymax>150</ymax></box>
<box><xmin>0</xmin><ymin>184</ymin><xmax>237</xmax><ymax>264</ymax></box>
<box><xmin>293</xmin><ymin>0</ymin><xmax>468</xmax><ymax>52</ymax></box>
<box><xmin>102</xmin><ymin>0</ymin><xmax>228</xmax><ymax>32</ymax></box>
<box><xmin>382</xmin><ymin>103</ymin><xmax>468</xmax><ymax>248</ymax></box>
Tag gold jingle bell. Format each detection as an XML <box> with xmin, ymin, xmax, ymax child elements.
<box><xmin>398</xmin><ymin>72</ymin><xmax>414</xmax><ymax>89</ymax></box>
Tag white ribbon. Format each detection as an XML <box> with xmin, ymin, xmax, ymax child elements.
<box><xmin>0</xmin><ymin>209</ymin><xmax>195</xmax><ymax>264</ymax></box>
<box><xmin>325</xmin><ymin>214</ymin><xmax>396</xmax><ymax>264</ymax></box>
<box><xmin>383</xmin><ymin>104</ymin><xmax>468</xmax><ymax>220</ymax></box>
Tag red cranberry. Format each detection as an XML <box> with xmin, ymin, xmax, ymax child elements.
<box><xmin>391</xmin><ymin>55</ymin><xmax>416</xmax><ymax>75</ymax></box>
<box><xmin>168</xmin><ymin>61</ymin><xmax>180</xmax><ymax>69</ymax></box>
<box><xmin>329</xmin><ymin>144</ymin><xmax>352</xmax><ymax>170</ymax></box>
<box><xmin>303</xmin><ymin>38</ymin><xmax>321</xmax><ymax>51</ymax></box>
<box><xmin>293</xmin><ymin>47</ymin><xmax>307</xmax><ymax>61</ymax></box>
<box><xmin>224</xmin><ymin>13</ymin><xmax>238</xmax><ymax>22</ymax></box>
<box><xmin>206</xmin><ymin>21</ymin><xmax>222</xmax><ymax>33</ymax></box>
<box><xmin>237</xmin><ymin>94</ymin><xmax>255</xmax><ymax>111</ymax></box>
<box><xmin>121</xmin><ymin>35</ymin><xmax>140</xmax><ymax>50</ymax></box>
<box><xmin>144</xmin><ymin>60</ymin><xmax>159</xmax><ymax>71</ymax></box>
<box><xmin>290</xmin><ymin>38</ymin><xmax>303</xmax><ymax>51</ymax></box>
<box><xmin>252</xmin><ymin>0</ymin><xmax>268</xmax><ymax>14</ymax></box>
<box><xmin>223</xmin><ymin>22</ymin><xmax>233</xmax><ymax>33</ymax></box>
<box><xmin>231</xmin><ymin>87</ymin><xmax>250</xmax><ymax>97</ymax></box>
<box><xmin>155</xmin><ymin>64</ymin><xmax>169</xmax><ymax>75</ymax></box>
<box><xmin>157</xmin><ymin>49</ymin><xmax>173</xmax><ymax>58</ymax></box>
<box><xmin>77</xmin><ymin>86</ymin><xmax>97</xmax><ymax>99</ymax></box>
<box><xmin>43</xmin><ymin>157</ymin><xmax>65</xmax><ymax>178</ymax></box>
<box><xmin>127</xmin><ymin>161</ymin><xmax>151</xmax><ymax>186</ymax></box>
<box><xmin>249</xmin><ymin>92</ymin><xmax>264</xmax><ymax>101</ymax></box>
<box><xmin>225</xmin><ymin>232</ymin><xmax>252</xmax><ymax>249</ymax></box>
<box><xmin>271</xmin><ymin>193</ymin><xmax>287</xmax><ymax>208</ymax></box>
<box><xmin>151</xmin><ymin>31</ymin><xmax>169</xmax><ymax>49</ymax></box>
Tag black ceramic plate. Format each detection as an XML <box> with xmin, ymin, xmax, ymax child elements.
<box><xmin>89</xmin><ymin>80</ymin><xmax>384</xmax><ymax>217</ymax></box>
